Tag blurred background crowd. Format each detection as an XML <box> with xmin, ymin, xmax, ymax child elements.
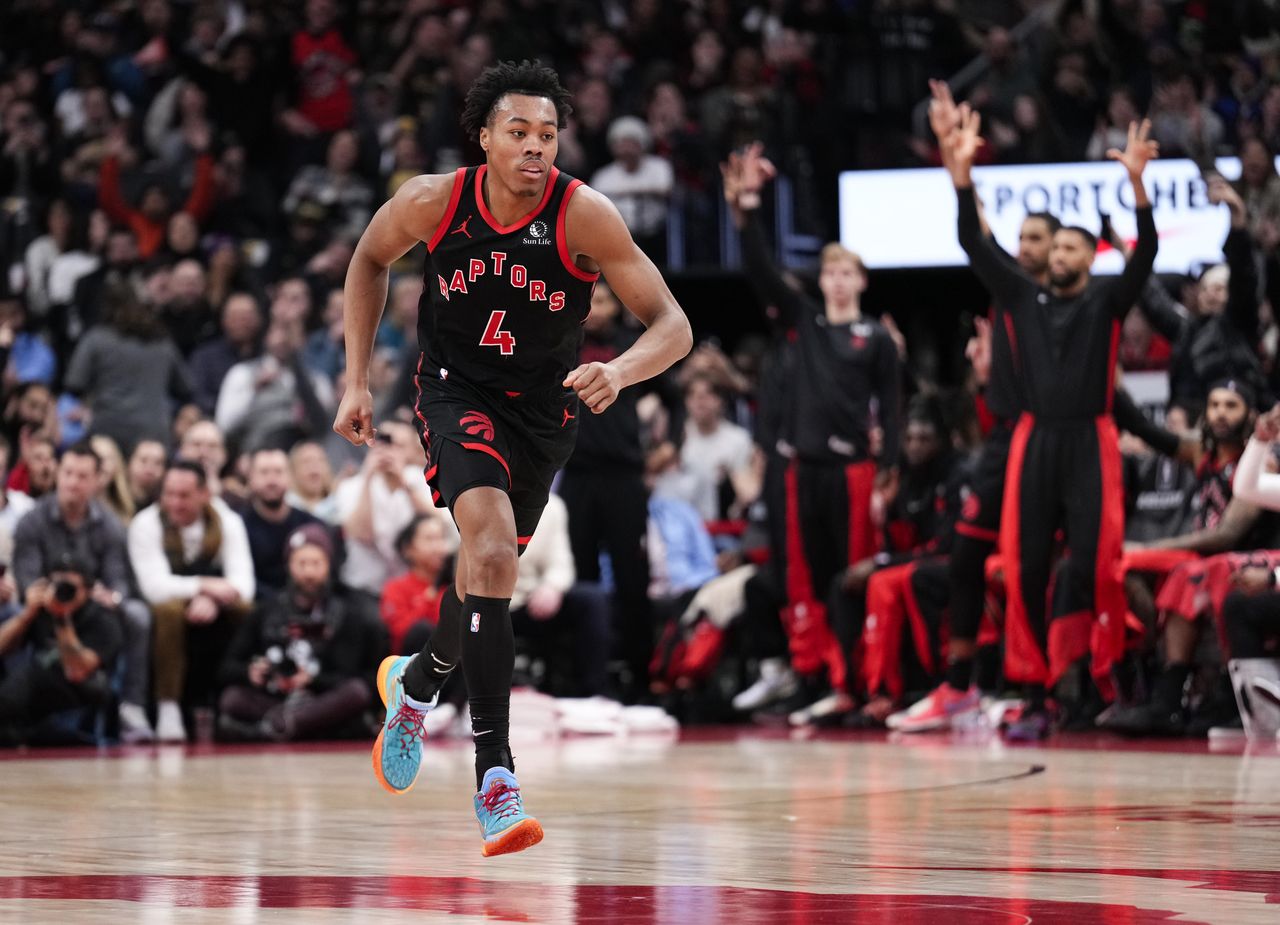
<box><xmin>5</xmin><ymin>0</ymin><xmax>1280</xmax><ymax>747</ymax></box>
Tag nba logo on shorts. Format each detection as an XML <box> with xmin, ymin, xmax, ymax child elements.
<box><xmin>471</xmin><ymin>612</ymin><xmax>481</xmax><ymax>632</ymax></box>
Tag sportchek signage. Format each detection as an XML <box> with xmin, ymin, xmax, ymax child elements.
<box><xmin>838</xmin><ymin>157</ymin><xmax>1246</xmax><ymax>274</ymax></box>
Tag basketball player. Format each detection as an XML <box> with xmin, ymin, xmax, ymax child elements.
<box><xmin>333</xmin><ymin>61</ymin><xmax>691</xmax><ymax>856</ymax></box>
<box><xmin>947</xmin><ymin>105</ymin><xmax>1158</xmax><ymax>738</ymax></box>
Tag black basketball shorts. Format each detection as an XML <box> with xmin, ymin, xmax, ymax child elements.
<box><xmin>415</xmin><ymin>373</ymin><xmax>579</xmax><ymax>549</ymax></box>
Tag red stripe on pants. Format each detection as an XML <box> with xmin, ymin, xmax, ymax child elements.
<box><xmin>999</xmin><ymin>413</ymin><xmax>1049</xmax><ymax>684</ymax></box>
<box><xmin>1087</xmin><ymin>416</ymin><xmax>1127</xmax><ymax>688</ymax></box>
<box><xmin>782</xmin><ymin>461</ymin><xmax>830</xmax><ymax>677</ymax></box>
<box><xmin>845</xmin><ymin>460</ymin><xmax>879</xmax><ymax>565</ymax></box>
<box><xmin>862</xmin><ymin>563</ymin><xmax>912</xmax><ymax>699</ymax></box>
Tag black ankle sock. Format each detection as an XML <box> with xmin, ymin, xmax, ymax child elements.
<box><xmin>460</xmin><ymin>594</ymin><xmax>515</xmax><ymax>790</ymax></box>
<box><xmin>946</xmin><ymin>657</ymin><xmax>974</xmax><ymax>691</ymax></box>
<box><xmin>404</xmin><ymin>590</ymin><xmax>463</xmax><ymax>703</ymax></box>
<box><xmin>1025</xmin><ymin>684</ymin><xmax>1047</xmax><ymax>711</ymax></box>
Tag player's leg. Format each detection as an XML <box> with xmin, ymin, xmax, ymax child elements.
<box><xmin>1001</xmin><ymin>421</ymin><xmax>1059</xmax><ymax>739</ymax></box>
<box><xmin>945</xmin><ymin>427</ymin><xmax>1009</xmax><ymax>690</ymax></box>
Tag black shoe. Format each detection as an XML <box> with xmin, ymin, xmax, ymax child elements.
<box><xmin>1097</xmin><ymin>700</ymin><xmax>1186</xmax><ymax>737</ymax></box>
<box><xmin>1186</xmin><ymin>674</ymin><xmax>1240</xmax><ymax>738</ymax></box>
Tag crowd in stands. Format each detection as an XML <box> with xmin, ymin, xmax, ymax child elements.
<box><xmin>5</xmin><ymin>1</ymin><xmax>1280</xmax><ymax>746</ymax></box>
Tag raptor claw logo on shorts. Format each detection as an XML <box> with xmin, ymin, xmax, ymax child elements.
<box><xmin>460</xmin><ymin>411</ymin><xmax>495</xmax><ymax>442</ymax></box>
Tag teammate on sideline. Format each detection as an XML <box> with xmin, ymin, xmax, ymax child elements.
<box><xmin>948</xmin><ymin>105</ymin><xmax>1158</xmax><ymax>739</ymax></box>
<box><xmin>333</xmin><ymin>61</ymin><xmax>691</xmax><ymax>857</ymax></box>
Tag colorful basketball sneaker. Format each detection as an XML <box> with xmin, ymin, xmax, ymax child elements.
<box><xmin>886</xmin><ymin>683</ymin><xmax>980</xmax><ymax>733</ymax></box>
<box><xmin>474</xmin><ymin>766</ymin><xmax>544</xmax><ymax>858</ymax></box>
<box><xmin>372</xmin><ymin>655</ymin><xmax>436</xmax><ymax>795</ymax></box>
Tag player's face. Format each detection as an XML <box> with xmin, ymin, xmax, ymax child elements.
<box><xmin>1017</xmin><ymin>218</ymin><xmax>1053</xmax><ymax>276</ymax></box>
<box><xmin>1206</xmin><ymin>388</ymin><xmax>1249</xmax><ymax>443</ymax></box>
<box><xmin>903</xmin><ymin>421</ymin><xmax>941</xmax><ymax>469</ymax></box>
<box><xmin>818</xmin><ymin>257</ymin><xmax>865</xmax><ymax>308</ymax></box>
<box><xmin>1048</xmin><ymin>229</ymin><xmax>1096</xmax><ymax>290</ymax></box>
<box><xmin>480</xmin><ymin>94</ymin><xmax>559</xmax><ymax>197</ymax></box>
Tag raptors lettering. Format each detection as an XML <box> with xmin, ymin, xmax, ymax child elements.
<box><xmin>437</xmin><ymin>250</ymin><xmax>567</xmax><ymax>312</ymax></box>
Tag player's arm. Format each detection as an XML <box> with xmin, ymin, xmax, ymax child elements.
<box><xmin>1140</xmin><ymin>496</ymin><xmax>1259</xmax><ymax>554</ymax></box>
<box><xmin>1107</xmin><ymin>120</ymin><xmax>1159</xmax><ymax>317</ymax></box>
<box><xmin>334</xmin><ymin>174</ymin><xmax>453</xmax><ymax>446</ymax></box>
<box><xmin>947</xmin><ymin>107</ymin><xmax>1033</xmax><ymax>308</ymax></box>
<box><xmin>563</xmin><ymin>188</ymin><xmax>693</xmax><ymax>414</ymax></box>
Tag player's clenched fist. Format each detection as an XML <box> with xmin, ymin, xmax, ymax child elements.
<box><xmin>564</xmin><ymin>361</ymin><xmax>622</xmax><ymax>414</ymax></box>
<box><xmin>333</xmin><ymin>387</ymin><xmax>377</xmax><ymax>446</ymax></box>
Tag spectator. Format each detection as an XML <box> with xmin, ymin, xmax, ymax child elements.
<box><xmin>23</xmin><ymin>198</ymin><xmax>77</xmax><ymax>322</ymax></box>
<box><xmin>241</xmin><ymin>448</ymin><xmax>326</xmax><ymax>599</ymax></box>
<box><xmin>283</xmin><ymin>0</ymin><xmax>358</xmax><ymax>155</ymax></box>
<box><xmin>1135</xmin><ymin>178</ymin><xmax>1267</xmax><ymax>405</ymax></box>
<box><xmin>12</xmin><ymin>441</ymin><xmax>154</xmax><ymax>743</ymax></box>
<box><xmin>128</xmin><ymin>460</ymin><xmax>255</xmax><ymax>742</ymax></box>
<box><xmin>0</xmin><ymin>435</ymin><xmax>35</xmax><ymax>549</ymax></box>
<box><xmin>282</xmin><ymin>130</ymin><xmax>374</xmax><ymax>241</ymax></box>
<box><xmin>1150</xmin><ymin>69</ymin><xmax>1225</xmax><ymax>160</ymax></box>
<box><xmin>217</xmin><ymin>523</ymin><xmax>384</xmax><ymax>742</ymax></box>
<box><xmin>511</xmin><ymin>494</ymin><xmax>610</xmax><ymax>697</ymax></box>
<box><xmin>0</xmin><ymin>294</ymin><xmax>56</xmax><ymax>389</ymax></box>
<box><xmin>674</xmin><ymin>373</ymin><xmax>755</xmax><ymax>521</ymax></box>
<box><xmin>126</xmin><ymin>438</ymin><xmax>167</xmax><ymax>512</ymax></box>
<box><xmin>303</xmin><ymin>288</ymin><xmax>345</xmax><ymax>381</ymax></box>
<box><xmin>89</xmin><ymin>435</ymin><xmax>134</xmax><ymax>525</ymax></box>
<box><xmin>67</xmin><ymin>226</ymin><xmax>140</xmax><ymax>353</ymax></box>
<box><xmin>9</xmin><ymin>430</ymin><xmax>57</xmax><ymax>500</ymax></box>
<box><xmin>591</xmin><ymin>117</ymin><xmax>673</xmax><ymax>258</ymax></box>
<box><xmin>177</xmin><ymin>419</ymin><xmax>232</xmax><ymax>499</ymax></box>
<box><xmin>1086</xmin><ymin>87</ymin><xmax>1142</xmax><ymax>161</ymax></box>
<box><xmin>188</xmin><ymin>293</ymin><xmax>264</xmax><ymax>417</ymax></box>
<box><xmin>286</xmin><ymin>440</ymin><xmax>339</xmax><ymax>522</ymax></box>
<box><xmin>380</xmin><ymin>514</ymin><xmax>450</xmax><ymax>655</ymax></box>
<box><xmin>334</xmin><ymin>420</ymin><xmax>450</xmax><ymax>597</ymax></box>
<box><xmin>65</xmin><ymin>283</ymin><xmax>192</xmax><ymax>454</ymax></box>
<box><xmin>1234</xmin><ymin>138</ymin><xmax>1280</xmax><ymax>251</ymax></box>
<box><xmin>0</xmin><ymin>554</ymin><xmax>121</xmax><ymax>745</ymax></box>
<box><xmin>215</xmin><ymin>318</ymin><xmax>334</xmax><ymax>453</ymax></box>
<box><xmin>647</xmin><ymin>443</ymin><xmax>721</xmax><ymax>603</ymax></box>
<box><xmin>161</xmin><ymin>259</ymin><xmax>219</xmax><ymax>356</ymax></box>
<box><xmin>97</xmin><ymin>129</ymin><xmax>215</xmax><ymax>259</ymax></box>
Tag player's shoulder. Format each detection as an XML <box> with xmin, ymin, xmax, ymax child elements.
<box><xmin>561</xmin><ymin>179</ymin><xmax>620</xmax><ymax>223</ymax></box>
<box><xmin>391</xmin><ymin>171</ymin><xmax>465</xmax><ymax>211</ymax></box>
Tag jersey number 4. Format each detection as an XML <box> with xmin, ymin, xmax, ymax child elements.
<box><xmin>480</xmin><ymin>310</ymin><xmax>516</xmax><ymax>356</ymax></box>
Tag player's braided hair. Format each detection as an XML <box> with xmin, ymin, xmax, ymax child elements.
<box><xmin>460</xmin><ymin>60</ymin><xmax>573</xmax><ymax>140</ymax></box>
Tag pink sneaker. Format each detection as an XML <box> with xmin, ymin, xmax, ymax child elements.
<box><xmin>886</xmin><ymin>683</ymin><xmax>980</xmax><ymax>733</ymax></box>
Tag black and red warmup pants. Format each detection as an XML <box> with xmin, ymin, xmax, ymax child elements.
<box><xmin>782</xmin><ymin>458</ymin><xmax>879</xmax><ymax>690</ymax></box>
<box><xmin>948</xmin><ymin>421</ymin><xmax>1013</xmax><ymax>648</ymax></box>
<box><xmin>1001</xmin><ymin>414</ymin><xmax>1126</xmax><ymax>688</ymax></box>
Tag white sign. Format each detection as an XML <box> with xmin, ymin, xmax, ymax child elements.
<box><xmin>839</xmin><ymin>157</ymin><xmax>1246</xmax><ymax>274</ymax></box>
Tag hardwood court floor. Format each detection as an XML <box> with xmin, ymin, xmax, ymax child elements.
<box><xmin>0</xmin><ymin>729</ymin><xmax>1277</xmax><ymax>924</ymax></box>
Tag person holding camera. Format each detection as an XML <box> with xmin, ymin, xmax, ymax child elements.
<box><xmin>12</xmin><ymin>441</ymin><xmax>155</xmax><ymax>743</ymax></box>
<box><xmin>0</xmin><ymin>554</ymin><xmax>121</xmax><ymax>744</ymax></box>
<box><xmin>216</xmin><ymin>524</ymin><xmax>385</xmax><ymax>741</ymax></box>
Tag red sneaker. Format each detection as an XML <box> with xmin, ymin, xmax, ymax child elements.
<box><xmin>886</xmin><ymin>683</ymin><xmax>980</xmax><ymax>733</ymax></box>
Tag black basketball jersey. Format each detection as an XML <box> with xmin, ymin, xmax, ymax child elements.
<box><xmin>417</xmin><ymin>165</ymin><xmax>599</xmax><ymax>393</ymax></box>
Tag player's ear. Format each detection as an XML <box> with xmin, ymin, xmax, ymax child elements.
<box><xmin>479</xmin><ymin>125</ymin><xmax>490</xmax><ymax>153</ymax></box>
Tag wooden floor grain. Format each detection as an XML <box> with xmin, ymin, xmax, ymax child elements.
<box><xmin>0</xmin><ymin>731</ymin><xmax>1277</xmax><ymax>924</ymax></box>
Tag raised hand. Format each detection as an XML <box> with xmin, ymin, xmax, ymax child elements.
<box><xmin>927</xmin><ymin>79</ymin><xmax>960</xmax><ymax>142</ymax></box>
<box><xmin>1106</xmin><ymin>119</ymin><xmax>1159</xmax><ymax>178</ymax></box>
<box><xmin>945</xmin><ymin>104</ymin><xmax>984</xmax><ymax>176</ymax></box>
<box><xmin>1207</xmin><ymin>175</ymin><xmax>1247</xmax><ymax>229</ymax></box>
